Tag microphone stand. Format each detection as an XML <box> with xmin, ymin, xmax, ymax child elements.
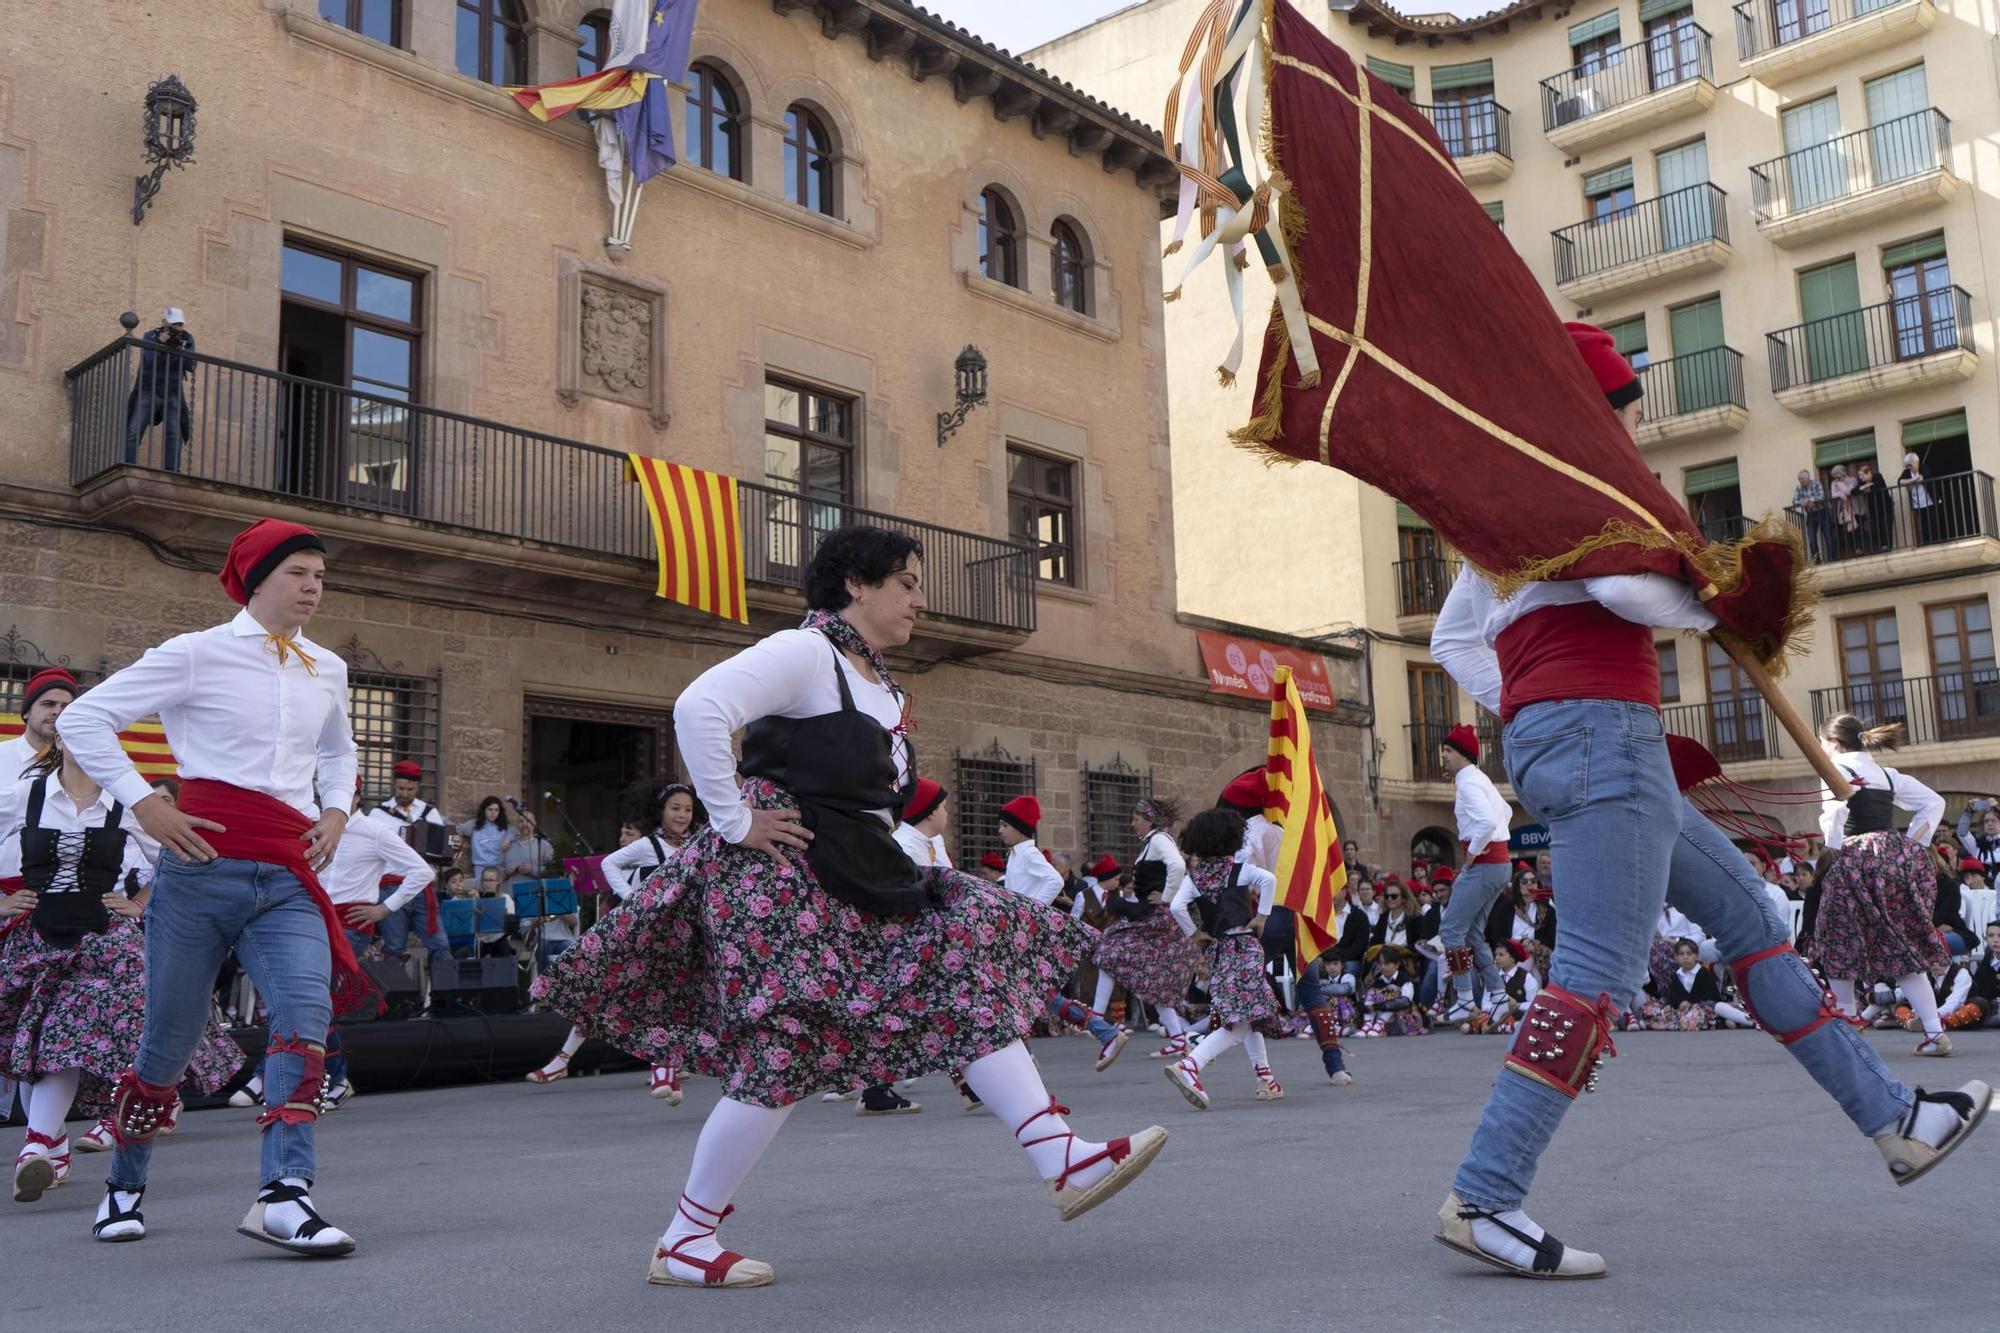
<box><xmin>542</xmin><ymin>791</ymin><xmax>594</xmax><ymax>856</ymax></box>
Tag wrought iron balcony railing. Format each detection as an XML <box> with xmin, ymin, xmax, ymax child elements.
<box><xmin>1636</xmin><ymin>346</ymin><xmax>1746</xmax><ymax>421</ymax></box>
<box><xmin>1393</xmin><ymin>555</ymin><xmax>1461</xmax><ymax>618</ymax></box>
<box><xmin>1663</xmin><ymin>700</ymin><xmax>1783</xmax><ymax>763</ymax></box>
<box><xmin>1784</xmin><ymin>469</ymin><xmax>1997</xmax><ymax>563</ymax></box>
<box><xmin>1734</xmin><ymin>0</ymin><xmax>1922</xmax><ymax>61</ymax></box>
<box><xmin>1749</xmin><ymin>109</ymin><xmax>1951</xmax><ymax>222</ymax></box>
<box><xmin>1812</xmin><ymin>670</ymin><xmax>2000</xmax><ymax>747</ymax></box>
<box><xmin>1765</xmin><ymin>286</ymin><xmax>1972</xmax><ymax>392</ymax></box>
<box><xmin>1552</xmin><ymin>182</ymin><xmax>1729</xmax><ymax>286</ymax></box>
<box><xmin>1413</xmin><ymin>99</ymin><xmax>1512</xmax><ymax>160</ymax></box>
<box><xmin>66</xmin><ymin>337</ymin><xmax>1037</xmax><ymax>632</ymax></box>
<box><xmin>1541</xmin><ymin>24</ymin><xmax>1713</xmax><ymax>132</ymax></box>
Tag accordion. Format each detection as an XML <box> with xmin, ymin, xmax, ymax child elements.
<box><xmin>400</xmin><ymin>821</ymin><xmax>455</xmax><ymax>864</ymax></box>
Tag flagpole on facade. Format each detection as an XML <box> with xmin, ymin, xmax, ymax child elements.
<box><xmin>1710</xmin><ymin>634</ymin><xmax>1852</xmax><ymax>800</ymax></box>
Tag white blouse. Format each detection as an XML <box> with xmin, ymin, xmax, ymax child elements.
<box><xmin>1169</xmin><ymin>861</ymin><xmax>1277</xmax><ymax>937</ymax></box>
<box><xmin>1136</xmin><ymin>826</ymin><xmax>1189</xmax><ymax>900</ymax></box>
<box><xmin>600</xmin><ymin>831</ymin><xmax>689</xmax><ymax>901</ymax></box>
<box><xmin>1818</xmin><ymin>750</ymin><xmax>1945</xmax><ymax>852</ymax></box>
<box><xmin>0</xmin><ymin>777</ymin><xmax>154</xmax><ymax>888</ymax></box>
<box><xmin>673</xmin><ymin>628</ymin><xmax>908</xmax><ymax>846</ymax></box>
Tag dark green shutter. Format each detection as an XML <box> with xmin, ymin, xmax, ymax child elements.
<box><xmin>1568</xmin><ymin>11</ymin><xmax>1621</xmax><ymax>46</ymax></box>
<box><xmin>1366</xmin><ymin>57</ymin><xmax>1415</xmax><ymax>92</ymax></box>
<box><xmin>1481</xmin><ymin>200</ymin><xmax>1505</xmax><ymax>225</ymax></box>
<box><xmin>1582</xmin><ymin>162</ymin><xmax>1635</xmax><ymax>196</ymax></box>
<box><xmin>1683</xmin><ymin>461</ymin><xmax>1739</xmax><ymax>495</ymax></box>
<box><xmin>1431</xmin><ymin>59</ymin><xmax>1494</xmax><ymax>92</ymax></box>
<box><xmin>1902</xmin><ymin>412</ymin><xmax>1967</xmax><ymax>447</ymax></box>
<box><xmin>1605</xmin><ymin>316</ymin><xmax>1648</xmax><ymax>357</ymax></box>
<box><xmin>1814</xmin><ymin>431</ymin><xmax>1878</xmax><ymax>469</ymax></box>
<box><xmin>1637</xmin><ymin>0</ymin><xmax>1693</xmax><ymax>22</ymax></box>
<box><xmin>1881</xmin><ymin>232</ymin><xmax>1947</xmax><ymax>269</ymax></box>
<box><xmin>1396</xmin><ymin>503</ymin><xmax>1427</xmax><ymax>528</ymax></box>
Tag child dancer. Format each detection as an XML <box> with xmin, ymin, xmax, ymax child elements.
<box><xmin>1463</xmin><ymin>940</ymin><xmax>1538</xmax><ymax>1035</ymax></box>
<box><xmin>1093</xmin><ymin>858</ymin><xmax>1201</xmax><ymax>1065</ymax></box>
<box><xmin>1359</xmin><ymin>945</ymin><xmax>1427</xmax><ymax>1036</ymax></box>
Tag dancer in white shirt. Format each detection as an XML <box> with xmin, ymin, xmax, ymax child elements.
<box><xmin>362</xmin><ymin>759</ymin><xmax>452</xmax><ymax>969</ymax></box>
<box><xmin>535</xmin><ymin>527</ymin><xmax>1164</xmax><ymax>1288</ymax></box>
<box><xmin>1436</xmin><ymin>725</ymin><xmax>1514</xmax><ymax>1024</ymax></box>
<box><xmin>60</xmin><ymin>517</ymin><xmax>363</xmax><ymax>1255</ymax></box>
<box><xmin>999</xmin><ymin>794</ymin><xmax>1129</xmax><ymax>1068</ymax></box>
<box><xmin>1164</xmin><ymin>809</ymin><xmax>1285</xmax><ymax>1108</ymax></box>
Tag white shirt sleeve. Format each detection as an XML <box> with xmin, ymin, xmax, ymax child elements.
<box><xmin>1431</xmin><ymin>571</ymin><xmax>1503</xmax><ymax>716</ymax></box>
<box><xmin>1941</xmin><ymin>969</ymin><xmax>1972</xmax><ymax>1011</ymax></box>
<box><xmin>1246</xmin><ymin>863</ymin><xmax>1278</xmax><ymax>916</ymax></box>
<box><xmin>1454</xmin><ymin>771</ymin><xmax>1502</xmax><ymax>856</ymax></box>
<box><xmin>1882</xmin><ymin>765</ymin><xmax>1946</xmax><ymax>846</ymax></box>
<box><xmin>379</xmin><ymin>830</ymin><xmax>437</xmax><ymax>912</ymax></box>
<box><xmin>1819</xmin><ymin>787</ymin><xmax>1848</xmax><ymax>852</ymax></box>
<box><xmin>1581</xmin><ymin>574</ymin><xmax>1720</xmax><ymax>633</ymax></box>
<box><xmin>1004</xmin><ymin>842</ymin><xmax>1064</xmax><ymax>907</ymax></box>
<box><xmin>313</xmin><ymin>662</ymin><xmax>360</xmax><ymax>820</ymax></box>
<box><xmin>58</xmin><ymin>637</ymin><xmax>195</xmax><ymax>812</ymax></box>
<box><xmin>1169</xmin><ymin>876</ymin><xmax>1200</xmax><ymax>937</ymax></box>
<box><xmin>672</xmin><ymin>632</ymin><xmax>830</xmax><ymax>845</ymax></box>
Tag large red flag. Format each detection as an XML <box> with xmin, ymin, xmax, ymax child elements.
<box><xmin>1177</xmin><ymin>0</ymin><xmax>1807</xmax><ymax>667</ymax></box>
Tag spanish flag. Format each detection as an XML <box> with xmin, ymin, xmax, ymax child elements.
<box><xmin>1264</xmin><ymin>665</ymin><xmax>1346</xmax><ymax>969</ymax></box>
<box><xmin>627</xmin><ymin>455</ymin><xmax>749</xmax><ymax>623</ymax></box>
<box><xmin>0</xmin><ymin>714</ymin><xmax>177</xmax><ymax>780</ymax></box>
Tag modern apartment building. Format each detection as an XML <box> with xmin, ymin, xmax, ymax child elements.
<box><xmin>1037</xmin><ymin>0</ymin><xmax>2000</xmax><ymax>864</ymax></box>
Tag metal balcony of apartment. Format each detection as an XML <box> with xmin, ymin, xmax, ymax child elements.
<box><xmin>1539</xmin><ymin>25</ymin><xmax>1716</xmax><ymax>154</ymax></box>
<box><xmin>1393</xmin><ymin>555</ymin><xmax>1461</xmax><ymax>619</ymax></box>
<box><xmin>1785</xmin><ymin>469</ymin><xmax>1998</xmax><ymax>567</ymax></box>
<box><xmin>1552</xmin><ymin>183</ymin><xmax>1730</xmax><ymax>304</ymax></box>
<box><xmin>1813</xmin><ymin>670</ymin><xmax>2000</xmax><ymax>749</ymax></box>
<box><xmin>1412</xmin><ymin>99</ymin><xmax>1513</xmax><ymax>184</ymax></box>
<box><xmin>1634</xmin><ymin>347</ymin><xmax>1747</xmax><ymax>447</ymax></box>
<box><xmin>1749</xmin><ymin>109</ymin><xmax>1957</xmax><ymax>249</ymax></box>
<box><xmin>66</xmin><ymin>338</ymin><xmax>1038</xmax><ymax>647</ymax></box>
<box><xmin>1765</xmin><ymin>287</ymin><xmax>1976</xmax><ymax>413</ymax></box>
<box><xmin>1734</xmin><ymin>0</ymin><xmax>1939</xmax><ymax>85</ymax></box>
<box><xmin>1663</xmin><ymin>701</ymin><xmax>1784</xmax><ymax>764</ymax></box>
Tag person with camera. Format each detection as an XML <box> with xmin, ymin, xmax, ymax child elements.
<box><xmin>123</xmin><ymin>308</ymin><xmax>196</xmax><ymax>472</ymax></box>
<box><xmin>1956</xmin><ymin>798</ymin><xmax>2000</xmax><ymax>882</ymax></box>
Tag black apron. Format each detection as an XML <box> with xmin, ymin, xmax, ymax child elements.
<box><xmin>1843</xmin><ymin>773</ymin><xmax>1895</xmax><ymax>837</ymax></box>
<box><xmin>19</xmin><ymin>775</ymin><xmax>127</xmax><ymax>947</ymax></box>
<box><xmin>737</xmin><ymin>635</ymin><xmax>931</xmax><ymax>917</ymax></box>
<box><xmin>1196</xmin><ymin>861</ymin><xmax>1254</xmax><ymax>936</ymax></box>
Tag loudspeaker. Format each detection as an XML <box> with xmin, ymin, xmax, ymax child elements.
<box><xmin>357</xmin><ymin>958</ymin><xmax>422</xmax><ymax>1022</ymax></box>
<box><xmin>429</xmin><ymin>958</ymin><xmax>521</xmax><ymax>1015</ymax></box>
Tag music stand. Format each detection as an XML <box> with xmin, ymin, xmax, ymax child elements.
<box><xmin>513</xmin><ymin>880</ymin><xmax>580</xmax><ymax>990</ymax></box>
<box><xmin>440</xmin><ymin>898</ymin><xmax>507</xmax><ymax>952</ymax></box>
<box><xmin>564</xmin><ymin>855</ymin><xmax>615</xmax><ymax>899</ymax></box>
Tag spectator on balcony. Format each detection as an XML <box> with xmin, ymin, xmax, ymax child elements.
<box><xmin>1827</xmin><ymin>465</ymin><xmax>1860</xmax><ymax>557</ymax></box>
<box><xmin>1853</xmin><ymin>463</ymin><xmax>1893</xmax><ymax>552</ymax></box>
<box><xmin>1958</xmin><ymin>801</ymin><xmax>2000</xmax><ymax>880</ymax></box>
<box><xmin>122</xmin><ymin>308</ymin><xmax>195</xmax><ymax>473</ymax></box>
<box><xmin>1792</xmin><ymin>470</ymin><xmax>1831</xmax><ymax>564</ymax></box>
<box><xmin>1898</xmin><ymin>453</ymin><xmax>1937</xmax><ymax>546</ymax></box>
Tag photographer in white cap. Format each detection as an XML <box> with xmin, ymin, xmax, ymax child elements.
<box><xmin>123</xmin><ymin>307</ymin><xmax>196</xmax><ymax>471</ymax></box>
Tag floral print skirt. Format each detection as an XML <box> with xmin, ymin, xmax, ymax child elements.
<box><xmin>1362</xmin><ymin>985</ymin><xmax>1429</xmax><ymax>1036</ymax></box>
<box><xmin>1091</xmin><ymin>910</ymin><xmax>1200</xmax><ymax>1007</ymax></box>
<box><xmin>0</xmin><ymin>918</ymin><xmax>243</xmax><ymax>1117</ymax></box>
<box><xmin>531</xmin><ymin>778</ymin><xmax>1094</xmax><ymax>1108</ymax></box>
<box><xmin>1814</xmin><ymin>831</ymin><xmax>1950</xmax><ymax>980</ymax></box>
<box><xmin>1203</xmin><ymin>932</ymin><xmax>1294</xmax><ymax>1037</ymax></box>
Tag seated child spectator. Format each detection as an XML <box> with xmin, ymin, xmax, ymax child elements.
<box><xmin>1463</xmin><ymin>939</ymin><xmax>1537</xmax><ymax>1035</ymax></box>
<box><xmin>1359</xmin><ymin>944</ymin><xmax>1426</xmax><ymax>1037</ymax></box>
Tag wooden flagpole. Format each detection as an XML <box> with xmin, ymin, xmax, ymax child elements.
<box><xmin>1711</xmin><ymin>633</ymin><xmax>1851</xmax><ymax>800</ymax></box>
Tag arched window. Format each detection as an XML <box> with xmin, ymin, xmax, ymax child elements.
<box><xmin>455</xmin><ymin>0</ymin><xmax>526</xmax><ymax>85</ymax></box>
<box><xmin>684</xmin><ymin>63</ymin><xmax>744</xmax><ymax>180</ymax></box>
<box><xmin>1051</xmin><ymin>219</ymin><xmax>1089</xmax><ymax>314</ymax></box>
<box><xmin>576</xmin><ymin>9</ymin><xmax>612</xmax><ymax>77</ymax></box>
<box><xmin>979</xmin><ymin>189</ymin><xmax>1020</xmax><ymax>288</ymax></box>
<box><xmin>319</xmin><ymin>0</ymin><xmax>402</xmax><ymax>47</ymax></box>
<box><xmin>784</xmin><ymin>106</ymin><xmax>836</xmax><ymax>216</ymax></box>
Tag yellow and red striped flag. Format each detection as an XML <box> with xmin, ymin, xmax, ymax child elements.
<box><xmin>1264</xmin><ymin>665</ymin><xmax>1348</xmax><ymax>968</ymax></box>
<box><xmin>0</xmin><ymin>714</ymin><xmax>177</xmax><ymax>780</ymax></box>
<box><xmin>626</xmin><ymin>455</ymin><xmax>749</xmax><ymax>623</ymax></box>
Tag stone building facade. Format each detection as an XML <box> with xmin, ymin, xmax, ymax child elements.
<box><xmin>0</xmin><ymin>0</ymin><xmax>1378</xmax><ymax>864</ymax></box>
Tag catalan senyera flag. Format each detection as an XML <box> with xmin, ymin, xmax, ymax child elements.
<box><xmin>508</xmin><ymin>0</ymin><xmax>697</xmax><ymax>126</ymax></box>
<box><xmin>626</xmin><ymin>455</ymin><xmax>749</xmax><ymax>623</ymax></box>
<box><xmin>0</xmin><ymin>714</ymin><xmax>176</xmax><ymax>780</ymax></box>
<box><xmin>1263</xmin><ymin>665</ymin><xmax>1346</xmax><ymax>970</ymax></box>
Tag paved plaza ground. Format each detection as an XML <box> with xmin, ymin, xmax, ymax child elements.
<box><xmin>10</xmin><ymin>1027</ymin><xmax>1994</xmax><ymax>1333</ymax></box>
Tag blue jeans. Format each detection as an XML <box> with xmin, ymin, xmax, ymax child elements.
<box><xmin>1046</xmin><ymin>992</ymin><xmax>1120</xmax><ymax>1046</ymax></box>
<box><xmin>110</xmin><ymin>852</ymin><xmax>331</xmax><ymax>1190</ymax></box>
<box><xmin>1440</xmin><ymin>859</ymin><xmax>1509</xmax><ymax>1002</ymax></box>
<box><xmin>1454</xmin><ymin>702</ymin><xmax>1913</xmax><ymax>1211</ymax></box>
<box><xmin>378</xmin><ymin>885</ymin><xmax>453</xmax><ymax>968</ymax></box>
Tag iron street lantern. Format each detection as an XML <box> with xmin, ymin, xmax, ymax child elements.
<box><xmin>133</xmin><ymin>75</ymin><xmax>198</xmax><ymax>226</ymax></box>
<box><xmin>935</xmin><ymin>344</ymin><xmax>989</xmax><ymax>446</ymax></box>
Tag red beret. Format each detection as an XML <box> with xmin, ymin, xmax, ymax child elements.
<box><xmin>1962</xmin><ymin>857</ymin><xmax>1986</xmax><ymax>875</ymax></box>
<box><xmin>1565</xmin><ymin>322</ymin><xmax>1642</xmax><ymax>410</ymax></box>
<box><xmin>1217</xmin><ymin>768</ymin><xmax>1267</xmax><ymax>813</ymax></box>
<box><xmin>1501</xmin><ymin>937</ymin><xmax>1533</xmax><ymax>959</ymax></box>
<box><xmin>1443</xmin><ymin>724</ymin><xmax>1479</xmax><ymax>763</ymax></box>
<box><xmin>979</xmin><ymin>851</ymin><xmax>1007</xmax><ymax>872</ymax></box>
<box><xmin>999</xmin><ymin>794</ymin><xmax>1040</xmax><ymax>834</ymax></box>
<box><xmin>1430</xmin><ymin>866</ymin><xmax>1455</xmax><ymax>885</ymax></box>
<box><xmin>904</xmin><ymin>777</ymin><xmax>948</xmax><ymax>825</ymax></box>
<box><xmin>1087</xmin><ymin>855</ymin><xmax>1119</xmax><ymax>880</ymax></box>
<box><xmin>393</xmin><ymin>760</ymin><xmax>423</xmax><ymax>781</ymax></box>
<box><xmin>21</xmin><ymin>668</ymin><xmax>79</xmax><ymax>712</ymax></box>
<box><xmin>220</xmin><ymin>518</ymin><xmax>326</xmax><ymax>606</ymax></box>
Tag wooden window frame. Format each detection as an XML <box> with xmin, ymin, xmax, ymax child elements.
<box><xmin>979</xmin><ymin>189</ymin><xmax>1021</xmax><ymax>289</ymax></box>
<box><xmin>1051</xmin><ymin>219</ymin><xmax>1090</xmax><ymax>315</ymax></box>
<box><xmin>1006</xmin><ymin>444</ymin><xmax>1079</xmax><ymax>587</ymax></box>
<box><xmin>1656</xmin><ymin>641</ymin><xmax>1681</xmax><ymax>703</ymax></box>
<box><xmin>783</xmin><ymin>106</ymin><xmax>836</xmax><ymax>216</ymax></box>
<box><xmin>322</xmin><ymin>0</ymin><xmax>402</xmax><ymax>47</ymax></box>
<box><xmin>685</xmin><ymin>62</ymin><xmax>745</xmax><ymax>180</ymax></box>
<box><xmin>762</xmin><ymin>376</ymin><xmax>856</xmax><ymax>509</ymax></box>
<box><xmin>575</xmin><ymin>8</ymin><xmax>611</xmax><ymax>76</ymax></box>
<box><xmin>456</xmin><ymin>0</ymin><xmax>526</xmax><ymax>85</ymax></box>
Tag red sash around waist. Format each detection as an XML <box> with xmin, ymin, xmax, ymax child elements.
<box><xmin>1461</xmin><ymin>840</ymin><xmax>1511</xmax><ymax>866</ymax></box>
<box><xmin>1495</xmin><ymin>602</ymin><xmax>1659</xmax><ymax>723</ymax></box>
<box><xmin>178</xmin><ymin>779</ymin><xmax>373</xmax><ymax>1016</ymax></box>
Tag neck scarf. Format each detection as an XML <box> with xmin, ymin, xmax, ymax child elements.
<box><xmin>802</xmin><ymin>609</ymin><xmax>902</xmax><ymax>699</ymax></box>
<box><xmin>264</xmin><ymin>632</ymin><xmax>318</xmax><ymax>676</ymax></box>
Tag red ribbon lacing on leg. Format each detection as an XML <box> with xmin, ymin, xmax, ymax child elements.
<box><xmin>1014</xmin><ymin>1098</ymin><xmax>1131</xmax><ymax>1193</ymax></box>
<box><xmin>657</xmin><ymin>1194</ymin><xmax>752</xmax><ymax>1286</ymax></box>
<box><xmin>1728</xmin><ymin>943</ymin><xmax>1865</xmax><ymax>1046</ymax></box>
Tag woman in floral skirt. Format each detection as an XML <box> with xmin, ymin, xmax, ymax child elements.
<box><xmin>534</xmin><ymin>526</ymin><xmax>1166</xmax><ymax>1290</ymax></box>
<box><xmin>1089</xmin><ymin>855</ymin><xmax>1201</xmax><ymax>1057</ymax></box>
<box><xmin>0</xmin><ymin>741</ymin><xmax>241</xmax><ymax>1204</ymax></box>
<box><xmin>1815</xmin><ymin>713</ymin><xmax>1954</xmax><ymax>1055</ymax></box>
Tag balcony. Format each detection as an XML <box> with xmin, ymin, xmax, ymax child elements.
<box><xmin>1393</xmin><ymin>555</ymin><xmax>1461</xmax><ymax>619</ymax></box>
<box><xmin>1634</xmin><ymin>347</ymin><xmax>1748</xmax><ymax>446</ymax></box>
<box><xmin>65</xmin><ymin>338</ymin><xmax>1037</xmax><ymax>650</ymax></box>
<box><xmin>1785</xmin><ymin>469</ymin><xmax>1998</xmax><ymax>571</ymax></box>
<box><xmin>1765</xmin><ymin>288</ymin><xmax>1977</xmax><ymax>413</ymax></box>
<box><xmin>1733</xmin><ymin>0</ymin><xmax>1938</xmax><ymax>86</ymax></box>
<box><xmin>1552</xmin><ymin>183</ymin><xmax>1731</xmax><ymax>304</ymax></box>
<box><xmin>1749</xmin><ymin>110</ymin><xmax>1957</xmax><ymax>249</ymax></box>
<box><xmin>1413</xmin><ymin>100</ymin><xmax>1513</xmax><ymax>183</ymax></box>
<box><xmin>1664</xmin><ymin>700</ymin><xmax>1784</xmax><ymax>764</ymax></box>
<box><xmin>1539</xmin><ymin>26</ymin><xmax>1716</xmax><ymax>155</ymax></box>
<box><xmin>1813</xmin><ymin>671</ymin><xmax>2000</xmax><ymax>749</ymax></box>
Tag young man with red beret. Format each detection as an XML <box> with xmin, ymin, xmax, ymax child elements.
<box><xmin>362</xmin><ymin>758</ymin><xmax>453</xmax><ymax>970</ymax></box>
<box><xmin>1436</xmin><ymin>724</ymin><xmax>1513</xmax><ymax>1026</ymax></box>
<box><xmin>1430</xmin><ymin>325</ymin><xmax>1989</xmax><ymax>1280</ymax></box>
<box><xmin>998</xmin><ymin>794</ymin><xmax>1128</xmax><ymax>1069</ymax></box>
<box><xmin>3</xmin><ymin>668</ymin><xmax>78</xmax><ymax>779</ymax></box>
<box><xmin>59</xmin><ymin>517</ymin><xmax>365</xmax><ymax>1255</ymax></box>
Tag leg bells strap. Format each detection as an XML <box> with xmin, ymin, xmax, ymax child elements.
<box><xmin>1445</xmin><ymin>947</ymin><xmax>1477</xmax><ymax>976</ymax></box>
<box><xmin>1502</xmin><ymin>985</ymin><xmax>1618</xmax><ymax>1100</ymax></box>
<box><xmin>1727</xmin><ymin>943</ymin><xmax>1863</xmax><ymax>1047</ymax></box>
<box><xmin>109</xmin><ymin>1071</ymin><xmax>180</xmax><ymax>1147</ymax></box>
